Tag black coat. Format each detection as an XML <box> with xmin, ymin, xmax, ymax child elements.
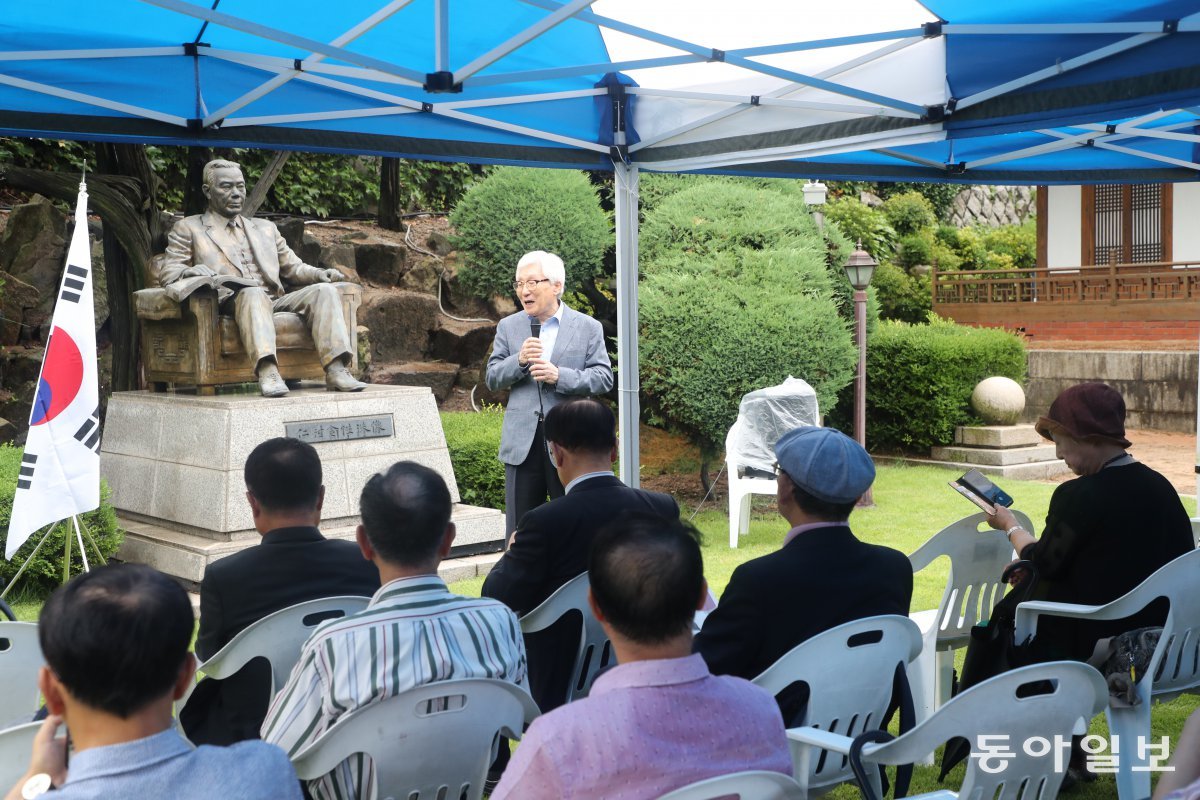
<box><xmin>481</xmin><ymin>474</ymin><xmax>678</xmax><ymax>710</ymax></box>
<box><xmin>694</xmin><ymin>523</ymin><xmax>913</xmax><ymax>718</ymax></box>
<box><xmin>182</xmin><ymin>526</ymin><xmax>380</xmax><ymax>746</ymax></box>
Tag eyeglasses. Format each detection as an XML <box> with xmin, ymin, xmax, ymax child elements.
<box><xmin>513</xmin><ymin>278</ymin><xmax>551</xmax><ymax>291</ymax></box>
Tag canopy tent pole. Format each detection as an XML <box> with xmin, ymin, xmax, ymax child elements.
<box><xmin>614</xmin><ymin>161</ymin><xmax>640</xmax><ymax>488</ymax></box>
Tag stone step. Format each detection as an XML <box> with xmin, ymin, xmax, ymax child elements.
<box><xmin>954</xmin><ymin>424</ymin><xmax>1044</xmax><ymax>449</ymax></box>
<box><xmin>930</xmin><ymin>443</ymin><xmax>1058</xmax><ymax>466</ymax></box>
<box><xmin>873</xmin><ymin>454</ymin><xmax>1072</xmax><ymax>482</ymax></box>
<box><xmin>370</xmin><ymin>361</ymin><xmax>460</xmax><ymax>403</ymax></box>
<box><xmin>118</xmin><ymin>502</ymin><xmax>504</xmax><ymax>589</ymax></box>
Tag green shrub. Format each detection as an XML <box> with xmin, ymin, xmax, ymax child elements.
<box><xmin>871</xmin><ymin>262</ymin><xmax>932</xmax><ymax>323</ymax></box>
<box><xmin>881</xmin><ymin>191</ymin><xmax>937</xmax><ymax>237</ymax></box>
<box><xmin>939</xmin><ymin>225</ymin><xmax>987</xmax><ymax>269</ymax></box>
<box><xmin>825</xmin><ymin>197</ymin><xmax>896</xmax><ymax>260</ymax></box>
<box><xmin>440</xmin><ymin>407</ymin><xmax>505</xmax><ymax>511</ymax></box>
<box><xmin>640</xmin><ymin>246</ymin><xmax>856</xmax><ymax>457</ymax></box>
<box><xmin>983</xmin><ymin>221</ymin><xmax>1037</xmax><ymax>270</ymax></box>
<box><xmin>896</xmin><ymin>233</ymin><xmax>934</xmax><ymax>269</ymax></box>
<box><xmin>449</xmin><ymin>167</ymin><xmax>611</xmax><ymax>300</ymax></box>
<box><xmin>0</xmin><ymin>446</ymin><xmax>123</xmax><ymax>596</ymax></box>
<box><xmin>865</xmin><ymin>317</ymin><xmax>1026</xmax><ymax>452</ymax></box>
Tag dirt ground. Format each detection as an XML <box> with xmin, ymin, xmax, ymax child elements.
<box><xmin>1098</xmin><ymin>428</ymin><xmax>1196</xmax><ymax>495</ymax></box>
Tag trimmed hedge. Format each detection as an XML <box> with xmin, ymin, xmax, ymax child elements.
<box><xmin>0</xmin><ymin>445</ymin><xmax>123</xmax><ymax>596</ymax></box>
<box><xmin>449</xmin><ymin>167</ymin><xmax>611</xmax><ymax>300</ymax></box>
<box><xmin>865</xmin><ymin>317</ymin><xmax>1026</xmax><ymax>452</ymax></box>
<box><xmin>440</xmin><ymin>408</ymin><xmax>505</xmax><ymax>511</ymax></box>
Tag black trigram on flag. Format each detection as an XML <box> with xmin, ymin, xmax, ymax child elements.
<box><xmin>16</xmin><ymin>453</ymin><xmax>36</xmax><ymax>491</ymax></box>
<box><xmin>60</xmin><ymin>263</ymin><xmax>89</xmax><ymax>304</ymax></box>
<box><xmin>74</xmin><ymin>405</ymin><xmax>101</xmax><ymax>452</ymax></box>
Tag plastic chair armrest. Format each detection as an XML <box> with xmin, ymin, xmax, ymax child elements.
<box><xmin>786</xmin><ymin>727</ymin><xmax>856</xmax><ymax>755</ymax></box>
<box><xmin>1013</xmin><ymin>599</ymin><xmax>1104</xmax><ymax>643</ymax></box>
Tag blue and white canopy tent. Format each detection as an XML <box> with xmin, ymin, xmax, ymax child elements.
<box><xmin>3</xmin><ymin>0</ymin><xmax>1199</xmax><ymax>479</ymax></box>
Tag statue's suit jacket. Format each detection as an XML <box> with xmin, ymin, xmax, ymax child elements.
<box><xmin>481</xmin><ymin>474</ymin><xmax>679</xmax><ymax>711</ymax></box>
<box><xmin>161</xmin><ymin>211</ymin><xmax>328</xmax><ymax>294</ymax></box>
<box><xmin>485</xmin><ymin>305</ymin><xmax>613</xmax><ymax>465</ymax></box>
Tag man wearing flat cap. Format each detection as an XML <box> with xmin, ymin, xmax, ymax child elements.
<box><xmin>694</xmin><ymin>426</ymin><xmax>912</xmax><ymax>721</ymax></box>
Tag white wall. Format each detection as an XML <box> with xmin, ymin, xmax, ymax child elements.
<box><xmin>1173</xmin><ymin>183</ymin><xmax>1200</xmax><ymax>263</ymax></box>
<box><xmin>1045</xmin><ymin>185</ymin><xmax>1082</xmax><ymax>269</ymax></box>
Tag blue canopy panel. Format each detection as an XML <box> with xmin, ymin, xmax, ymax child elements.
<box><xmin>0</xmin><ymin>0</ymin><xmax>617</xmax><ymax>169</ymax></box>
<box><xmin>923</xmin><ymin>0</ymin><xmax>1200</xmax><ymax>138</ymax></box>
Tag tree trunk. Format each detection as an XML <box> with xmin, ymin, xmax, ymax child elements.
<box><xmin>183</xmin><ymin>147</ymin><xmax>212</xmax><ymax>216</ymax></box>
<box><xmin>244</xmin><ymin>151</ymin><xmax>290</xmax><ymax>218</ymax></box>
<box><xmin>699</xmin><ymin>459</ymin><xmax>713</xmax><ymax>495</ymax></box>
<box><xmin>379</xmin><ymin>156</ymin><xmax>402</xmax><ymax>231</ymax></box>
<box><xmin>93</xmin><ymin>144</ymin><xmax>162</xmax><ymax>392</ymax></box>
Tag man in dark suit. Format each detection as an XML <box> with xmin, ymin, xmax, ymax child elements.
<box><xmin>482</xmin><ymin>398</ymin><xmax>678</xmax><ymax>711</ymax></box>
<box><xmin>181</xmin><ymin>437</ymin><xmax>380</xmax><ymax>746</ymax></box>
<box><xmin>694</xmin><ymin>426</ymin><xmax>912</xmax><ymax>721</ymax></box>
<box><xmin>485</xmin><ymin>251</ymin><xmax>613</xmax><ymax>540</ymax></box>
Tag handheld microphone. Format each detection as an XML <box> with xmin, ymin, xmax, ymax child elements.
<box><xmin>529</xmin><ymin>317</ymin><xmax>541</xmax><ymax>338</ymax></box>
<box><xmin>528</xmin><ymin>316</ymin><xmax>545</xmax><ymax>418</ymax></box>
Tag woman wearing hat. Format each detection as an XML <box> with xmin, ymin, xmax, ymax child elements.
<box><xmin>986</xmin><ymin>382</ymin><xmax>1193</xmax><ymax>663</ymax></box>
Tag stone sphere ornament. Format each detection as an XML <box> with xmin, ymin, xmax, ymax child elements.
<box><xmin>971</xmin><ymin>376</ymin><xmax>1025</xmax><ymax>425</ymax></box>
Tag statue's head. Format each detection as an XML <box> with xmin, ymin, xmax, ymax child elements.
<box><xmin>202</xmin><ymin>158</ymin><xmax>246</xmax><ymax>219</ymax></box>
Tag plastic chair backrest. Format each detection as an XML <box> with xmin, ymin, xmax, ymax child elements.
<box><xmin>656</xmin><ymin>770</ymin><xmax>806</xmax><ymax>800</ymax></box>
<box><xmin>908</xmin><ymin>511</ymin><xmax>1029</xmax><ymax>650</ymax></box>
<box><xmin>198</xmin><ymin>595</ymin><xmax>370</xmax><ymax>691</ymax></box>
<box><xmin>291</xmin><ymin>678</ymin><xmax>539</xmax><ymax>800</ymax></box>
<box><xmin>0</xmin><ymin>623</ymin><xmax>43</xmax><ymax>726</ymax></box>
<box><xmin>753</xmin><ymin>615</ymin><xmax>922</xmax><ymax>792</ymax></box>
<box><xmin>861</xmin><ymin>662</ymin><xmax>1108</xmax><ymax>800</ymax></box>
<box><xmin>519</xmin><ymin>573</ymin><xmax>613</xmax><ymax>703</ymax></box>
<box><xmin>0</xmin><ymin>722</ymin><xmax>41</xmax><ymax>789</ymax></box>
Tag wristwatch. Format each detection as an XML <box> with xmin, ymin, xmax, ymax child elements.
<box><xmin>21</xmin><ymin>773</ymin><xmax>52</xmax><ymax>799</ymax></box>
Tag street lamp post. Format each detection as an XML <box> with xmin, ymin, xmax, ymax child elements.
<box><xmin>802</xmin><ymin>180</ymin><xmax>827</xmax><ymax>231</ymax></box>
<box><xmin>843</xmin><ymin>240</ymin><xmax>877</xmax><ymax>507</ymax></box>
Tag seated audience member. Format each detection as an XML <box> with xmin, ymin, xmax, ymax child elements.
<box><xmin>693</xmin><ymin>425</ymin><xmax>912</xmax><ymax>721</ymax></box>
<box><xmin>4</xmin><ymin>564</ymin><xmax>299</xmax><ymax>800</ymax></box>
<box><xmin>184</xmin><ymin>436</ymin><xmax>380</xmax><ymax>745</ymax></box>
<box><xmin>482</xmin><ymin>397</ymin><xmax>678</xmax><ymax>712</ymax></box>
<box><xmin>1153</xmin><ymin>707</ymin><xmax>1200</xmax><ymax>800</ymax></box>
<box><xmin>491</xmin><ymin>513</ymin><xmax>791</xmax><ymax>800</ymax></box>
<box><xmin>262</xmin><ymin>461</ymin><xmax>527</xmax><ymax>800</ymax></box>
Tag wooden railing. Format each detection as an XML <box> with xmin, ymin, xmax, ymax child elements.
<box><xmin>932</xmin><ymin>259</ymin><xmax>1200</xmax><ymax>309</ymax></box>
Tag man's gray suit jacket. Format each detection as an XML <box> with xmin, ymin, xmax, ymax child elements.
<box><xmin>485</xmin><ymin>305</ymin><xmax>612</xmax><ymax>465</ymax></box>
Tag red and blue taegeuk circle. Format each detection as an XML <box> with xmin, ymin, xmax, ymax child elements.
<box><xmin>30</xmin><ymin>326</ymin><xmax>83</xmax><ymax>426</ymax></box>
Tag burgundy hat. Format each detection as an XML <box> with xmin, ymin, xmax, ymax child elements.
<box><xmin>1034</xmin><ymin>382</ymin><xmax>1131</xmax><ymax>448</ymax></box>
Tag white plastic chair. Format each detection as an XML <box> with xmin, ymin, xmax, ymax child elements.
<box><xmin>657</xmin><ymin>770</ymin><xmax>806</xmax><ymax>800</ymax></box>
<box><xmin>181</xmin><ymin>595</ymin><xmax>369</xmax><ymax>714</ymax></box>
<box><xmin>907</xmin><ymin>511</ymin><xmax>1028</xmax><ymax>725</ymax></box>
<box><xmin>727</xmin><ymin>460</ymin><xmax>777</xmax><ymax>548</ymax></box>
<box><xmin>292</xmin><ymin>678</ymin><xmax>539</xmax><ymax>800</ymax></box>
<box><xmin>1014</xmin><ymin>548</ymin><xmax>1200</xmax><ymax>800</ymax></box>
<box><xmin>519</xmin><ymin>572</ymin><xmax>613</xmax><ymax>704</ymax></box>
<box><xmin>788</xmin><ymin>661</ymin><xmax>1108</xmax><ymax>800</ymax></box>
<box><xmin>0</xmin><ymin>722</ymin><xmax>41</xmax><ymax>789</ymax></box>
<box><xmin>753</xmin><ymin>615</ymin><xmax>922</xmax><ymax>796</ymax></box>
<box><xmin>0</xmin><ymin>622</ymin><xmax>44</xmax><ymax>727</ymax></box>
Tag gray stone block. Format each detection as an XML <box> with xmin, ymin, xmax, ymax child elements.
<box><xmin>931</xmin><ymin>444</ymin><xmax>1058</xmax><ymax>466</ymax></box>
<box><xmin>954</xmin><ymin>425</ymin><xmax>1042</xmax><ymax>448</ymax></box>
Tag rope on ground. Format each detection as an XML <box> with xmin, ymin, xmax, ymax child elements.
<box><xmin>688</xmin><ymin>462</ymin><xmax>726</xmax><ymax>522</ymax></box>
<box><xmin>403</xmin><ymin>221</ymin><xmax>492</xmax><ymax>325</ymax></box>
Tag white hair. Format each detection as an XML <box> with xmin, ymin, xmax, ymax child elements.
<box><xmin>516</xmin><ymin>250</ymin><xmax>566</xmax><ymax>297</ymax></box>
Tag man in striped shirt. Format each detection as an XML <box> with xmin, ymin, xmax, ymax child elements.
<box><xmin>261</xmin><ymin>461</ymin><xmax>527</xmax><ymax>800</ymax></box>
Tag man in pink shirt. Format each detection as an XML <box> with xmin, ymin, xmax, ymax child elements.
<box><xmin>491</xmin><ymin>513</ymin><xmax>792</xmax><ymax>800</ymax></box>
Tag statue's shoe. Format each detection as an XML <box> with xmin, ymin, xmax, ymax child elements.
<box><xmin>325</xmin><ymin>364</ymin><xmax>367</xmax><ymax>392</ymax></box>
<box><xmin>257</xmin><ymin>363</ymin><xmax>290</xmax><ymax>397</ymax></box>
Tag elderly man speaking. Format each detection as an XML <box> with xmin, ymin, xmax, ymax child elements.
<box><xmin>485</xmin><ymin>251</ymin><xmax>612</xmax><ymax>541</ymax></box>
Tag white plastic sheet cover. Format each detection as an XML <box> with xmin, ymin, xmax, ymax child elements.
<box><xmin>725</xmin><ymin>376</ymin><xmax>820</xmax><ymax>476</ymax></box>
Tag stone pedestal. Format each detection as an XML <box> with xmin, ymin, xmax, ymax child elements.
<box><xmin>101</xmin><ymin>385</ymin><xmax>505</xmax><ymax>586</ymax></box>
<box><xmin>926</xmin><ymin>423</ymin><xmax>1071</xmax><ymax>480</ymax></box>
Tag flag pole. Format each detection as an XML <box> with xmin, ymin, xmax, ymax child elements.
<box><xmin>62</xmin><ymin>519</ymin><xmax>73</xmax><ymax>584</ymax></box>
<box><xmin>75</xmin><ymin>515</ymin><xmax>107</xmax><ymax>565</ymax></box>
<box><xmin>1</xmin><ymin>522</ymin><xmax>61</xmax><ymax>599</ymax></box>
<box><xmin>71</xmin><ymin>515</ymin><xmax>90</xmax><ymax>573</ymax></box>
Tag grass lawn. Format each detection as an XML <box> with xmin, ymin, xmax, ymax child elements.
<box><xmin>451</xmin><ymin>462</ymin><xmax>1200</xmax><ymax>799</ymax></box>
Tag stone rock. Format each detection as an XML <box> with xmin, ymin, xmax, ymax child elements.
<box><xmin>1</xmin><ymin>196</ymin><xmax>68</xmax><ymax>314</ymax></box>
<box><xmin>355</xmin><ymin>243</ymin><xmax>407</xmax><ymax>285</ymax></box>
<box><xmin>971</xmin><ymin>376</ymin><xmax>1026</xmax><ymax>425</ymax></box>
<box><xmin>371</xmin><ymin>361</ymin><xmax>460</xmax><ymax>402</ymax></box>
<box><xmin>320</xmin><ymin>243</ymin><xmax>357</xmax><ymax>274</ymax></box>
<box><xmin>488</xmin><ymin>295</ymin><xmax>518</xmax><ymax>317</ymax></box>
<box><xmin>275</xmin><ymin>217</ymin><xmax>321</xmax><ymax>266</ymax></box>
<box><xmin>360</xmin><ymin>291</ymin><xmax>438</xmax><ymax>362</ymax></box>
<box><xmin>430</xmin><ymin>318</ymin><xmax>496</xmax><ymax>364</ymax></box>
<box><xmin>0</xmin><ymin>272</ymin><xmax>40</xmax><ymax>345</ymax></box>
<box><xmin>400</xmin><ymin>260</ymin><xmax>441</xmax><ymax>294</ymax></box>
<box><xmin>90</xmin><ymin>235</ymin><xmax>109</xmax><ymax>336</ymax></box>
<box><xmin>426</xmin><ymin>231</ymin><xmax>454</xmax><ymax>257</ymax></box>
<box><xmin>0</xmin><ymin>418</ymin><xmax>17</xmax><ymax>445</ymax></box>
<box><xmin>860</xmin><ymin>191</ymin><xmax>883</xmax><ymax>207</ymax></box>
